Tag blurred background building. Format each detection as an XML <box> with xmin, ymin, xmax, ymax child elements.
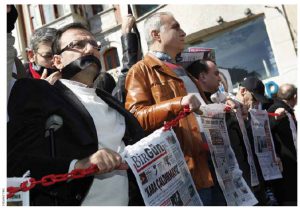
<box><xmin>12</xmin><ymin>4</ymin><xmax>297</xmax><ymax>90</ymax></box>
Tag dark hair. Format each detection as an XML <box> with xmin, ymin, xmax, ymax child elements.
<box><xmin>186</xmin><ymin>59</ymin><xmax>215</xmax><ymax>79</ymax></box>
<box><xmin>7</xmin><ymin>5</ymin><xmax>18</xmax><ymax>33</ymax></box>
<box><xmin>277</xmin><ymin>84</ymin><xmax>297</xmax><ymax>101</ymax></box>
<box><xmin>52</xmin><ymin>22</ymin><xmax>90</xmax><ymax>55</ymax></box>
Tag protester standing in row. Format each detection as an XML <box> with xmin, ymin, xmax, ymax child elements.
<box><xmin>24</xmin><ymin>27</ymin><xmax>61</xmax><ymax>84</ymax></box>
<box><xmin>268</xmin><ymin>83</ymin><xmax>297</xmax><ymax>205</ymax></box>
<box><xmin>8</xmin><ymin>22</ymin><xmax>145</xmax><ymax>206</ymax></box>
<box><xmin>125</xmin><ymin>12</ymin><xmax>221</xmax><ymax>205</ymax></box>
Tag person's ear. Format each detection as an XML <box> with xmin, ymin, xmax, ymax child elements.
<box><xmin>53</xmin><ymin>55</ymin><xmax>64</xmax><ymax>71</ymax></box>
<box><xmin>27</xmin><ymin>49</ymin><xmax>35</xmax><ymax>63</ymax></box>
<box><xmin>198</xmin><ymin>72</ymin><xmax>206</xmax><ymax>81</ymax></box>
<box><xmin>293</xmin><ymin>93</ymin><xmax>297</xmax><ymax>103</ymax></box>
<box><xmin>151</xmin><ymin>30</ymin><xmax>160</xmax><ymax>42</ymax></box>
<box><xmin>240</xmin><ymin>87</ymin><xmax>246</xmax><ymax>96</ymax></box>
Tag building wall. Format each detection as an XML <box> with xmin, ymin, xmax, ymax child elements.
<box><xmin>132</xmin><ymin>4</ymin><xmax>297</xmax><ymax>87</ymax></box>
<box><xmin>263</xmin><ymin>4</ymin><xmax>297</xmax><ymax>85</ymax></box>
<box><xmin>283</xmin><ymin>4</ymin><xmax>297</xmax><ymax>52</ymax></box>
<box><xmin>14</xmin><ymin>4</ymin><xmax>297</xmax><ymax>87</ymax></box>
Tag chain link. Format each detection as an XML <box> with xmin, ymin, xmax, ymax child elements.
<box><xmin>8</xmin><ymin>106</ymin><xmax>192</xmax><ymax>198</ymax></box>
<box><xmin>7</xmin><ymin>106</ymin><xmax>279</xmax><ymax>199</ymax></box>
<box><xmin>163</xmin><ymin>105</ymin><xmax>190</xmax><ymax>131</ymax></box>
<box><xmin>268</xmin><ymin>112</ymin><xmax>280</xmax><ymax>117</ymax></box>
<box><xmin>7</xmin><ymin>164</ymin><xmax>98</xmax><ymax>199</ymax></box>
<box><xmin>224</xmin><ymin>106</ymin><xmax>232</xmax><ymax>112</ymax></box>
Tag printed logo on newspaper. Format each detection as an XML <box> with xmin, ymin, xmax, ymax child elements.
<box><xmin>131</xmin><ymin>144</ymin><xmax>167</xmax><ymax>172</ymax></box>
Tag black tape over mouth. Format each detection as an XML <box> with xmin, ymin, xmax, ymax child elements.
<box><xmin>61</xmin><ymin>55</ymin><xmax>102</xmax><ymax>80</ymax></box>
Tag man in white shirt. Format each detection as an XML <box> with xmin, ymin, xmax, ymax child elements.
<box><xmin>7</xmin><ymin>23</ymin><xmax>145</xmax><ymax>206</ymax></box>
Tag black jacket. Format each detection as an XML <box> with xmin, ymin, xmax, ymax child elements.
<box><xmin>7</xmin><ymin>78</ymin><xmax>145</xmax><ymax>205</ymax></box>
<box><xmin>113</xmin><ymin>33</ymin><xmax>141</xmax><ymax>104</ymax></box>
<box><xmin>267</xmin><ymin>98</ymin><xmax>297</xmax><ymax>160</ymax></box>
<box><xmin>267</xmin><ymin>99</ymin><xmax>297</xmax><ymax>202</ymax></box>
<box><xmin>93</xmin><ymin>72</ymin><xmax>116</xmax><ymax>94</ymax></box>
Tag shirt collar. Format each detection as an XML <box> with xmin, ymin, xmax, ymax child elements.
<box><xmin>60</xmin><ymin>79</ymin><xmax>88</xmax><ymax>88</ymax></box>
<box><xmin>149</xmin><ymin>51</ymin><xmax>175</xmax><ymax>64</ymax></box>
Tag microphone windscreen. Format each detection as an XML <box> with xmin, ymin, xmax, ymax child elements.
<box><xmin>45</xmin><ymin>115</ymin><xmax>63</xmax><ymax>132</ymax></box>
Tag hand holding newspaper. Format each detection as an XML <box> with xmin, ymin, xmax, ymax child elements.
<box><xmin>123</xmin><ymin>128</ymin><xmax>203</xmax><ymax>206</ymax></box>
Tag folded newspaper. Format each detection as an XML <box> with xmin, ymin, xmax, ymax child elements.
<box><xmin>249</xmin><ymin>109</ymin><xmax>282</xmax><ymax>181</ymax></box>
<box><xmin>123</xmin><ymin>128</ymin><xmax>203</xmax><ymax>206</ymax></box>
<box><xmin>177</xmin><ymin>47</ymin><xmax>215</xmax><ymax>68</ymax></box>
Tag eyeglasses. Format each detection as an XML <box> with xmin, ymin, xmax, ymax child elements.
<box><xmin>58</xmin><ymin>39</ymin><xmax>101</xmax><ymax>55</ymax></box>
<box><xmin>35</xmin><ymin>51</ymin><xmax>53</xmax><ymax>60</ymax></box>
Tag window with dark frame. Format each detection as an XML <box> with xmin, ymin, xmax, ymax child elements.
<box><xmin>28</xmin><ymin>5</ymin><xmax>64</xmax><ymax>31</ymax></box>
<box><xmin>73</xmin><ymin>5</ymin><xmax>84</xmax><ymax>17</ymax></box>
<box><xmin>91</xmin><ymin>5</ymin><xmax>103</xmax><ymax>15</ymax></box>
<box><xmin>28</xmin><ymin>5</ymin><xmax>42</xmax><ymax>31</ymax></box>
<box><xmin>193</xmin><ymin>17</ymin><xmax>279</xmax><ymax>88</ymax></box>
<box><xmin>103</xmin><ymin>47</ymin><xmax>120</xmax><ymax>71</ymax></box>
<box><xmin>54</xmin><ymin>5</ymin><xmax>59</xmax><ymax>18</ymax></box>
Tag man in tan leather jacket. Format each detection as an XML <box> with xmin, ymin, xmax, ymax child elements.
<box><xmin>125</xmin><ymin>12</ymin><xmax>215</xmax><ymax>204</ymax></box>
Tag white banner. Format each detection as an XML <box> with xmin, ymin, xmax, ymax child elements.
<box><xmin>200</xmin><ymin>104</ymin><xmax>258</xmax><ymax>206</ymax></box>
<box><xmin>123</xmin><ymin>128</ymin><xmax>203</xmax><ymax>206</ymax></box>
<box><xmin>249</xmin><ymin>109</ymin><xmax>282</xmax><ymax>181</ymax></box>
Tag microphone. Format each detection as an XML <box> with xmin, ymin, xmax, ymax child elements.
<box><xmin>45</xmin><ymin>115</ymin><xmax>63</xmax><ymax>158</ymax></box>
<box><xmin>45</xmin><ymin>115</ymin><xmax>63</xmax><ymax>137</ymax></box>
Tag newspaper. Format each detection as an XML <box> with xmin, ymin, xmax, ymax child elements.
<box><xmin>177</xmin><ymin>47</ymin><xmax>215</xmax><ymax>68</ymax></box>
<box><xmin>7</xmin><ymin>178</ymin><xmax>30</xmax><ymax>206</ymax></box>
<box><xmin>123</xmin><ymin>128</ymin><xmax>203</xmax><ymax>206</ymax></box>
<box><xmin>249</xmin><ymin>109</ymin><xmax>283</xmax><ymax>181</ymax></box>
<box><xmin>234</xmin><ymin>108</ymin><xmax>259</xmax><ymax>187</ymax></box>
<box><xmin>286</xmin><ymin>112</ymin><xmax>297</xmax><ymax>150</ymax></box>
<box><xmin>200</xmin><ymin>104</ymin><xmax>258</xmax><ymax>206</ymax></box>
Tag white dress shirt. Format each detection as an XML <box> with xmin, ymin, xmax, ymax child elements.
<box><xmin>61</xmin><ymin>79</ymin><xmax>128</xmax><ymax>205</ymax></box>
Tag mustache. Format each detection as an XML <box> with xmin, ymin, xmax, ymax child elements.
<box><xmin>60</xmin><ymin>55</ymin><xmax>102</xmax><ymax>80</ymax></box>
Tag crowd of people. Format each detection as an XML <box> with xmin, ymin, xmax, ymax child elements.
<box><xmin>7</xmin><ymin>5</ymin><xmax>297</xmax><ymax>206</ymax></box>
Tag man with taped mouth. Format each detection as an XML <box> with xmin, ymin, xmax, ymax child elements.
<box><xmin>7</xmin><ymin>22</ymin><xmax>145</xmax><ymax>206</ymax></box>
